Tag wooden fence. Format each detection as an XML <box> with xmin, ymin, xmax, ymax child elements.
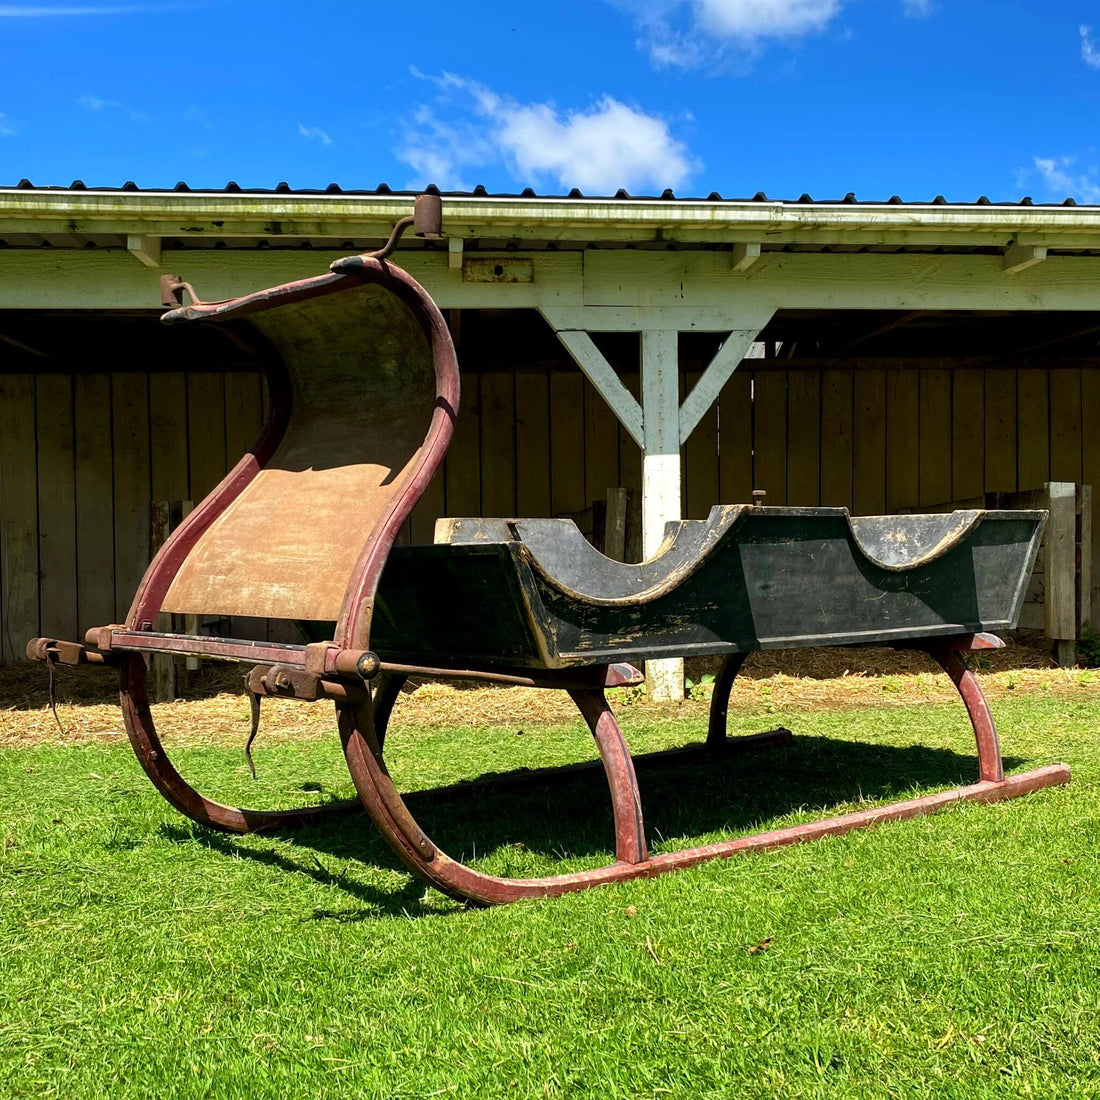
<box><xmin>3</xmin><ymin>361</ymin><xmax>1100</xmax><ymax>662</ymax></box>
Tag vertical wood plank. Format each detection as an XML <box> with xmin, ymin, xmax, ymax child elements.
<box><xmin>515</xmin><ymin>371</ymin><xmax>552</xmax><ymax>517</ymax></box>
<box><xmin>1081</xmin><ymin>370</ymin><xmax>1100</xmax><ymax>627</ymax></box>
<box><xmin>1017</xmin><ymin>368</ymin><xmax>1050</xmax><ymax>491</ymax></box>
<box><xmin>918</xmin><ymin>367</ymin><xmax>952</xmax><ymax>506</ymax></box>
<box><xmin>618</xmin><ymin>372</ymin><xmax>642</xmax><ymax>495</ymax></box>
<box><xmin>111</xmin><ymin>372</ymin><xmax>151</xmax><ymax>623</ymax></box>
<box><xmin>550</xmin><ymin>370</ymin><xmax>586</xmax><ymax>516</ymax></box>
<box><xmin>73</xmin><ymin>372</ymin><xmax>114</xmax><ymax>636</ymax></box>
<box><xmin>886</xmin><ymin>367</ymin><xmax>919</xmax><ymax>512</ymax></box>
<box><xmin>820</xmin><ymin>368</ymin><xmax>853</xmax><ymax>509</ymax></box>
<box><xmin>951</xmin><ymin>368</ymin><xmax>985</xmax><ymax>501</ymax></box>
<box><xmin>1047</xmin><ymin>481</ymin><xmax>1077</xmax><ymax>657</ymax></box>
<box><xmin>718</xmin><ymin>370</ymin><xmax>752</xmax><ymax>505</ymax></box>
<box><xmin>186</xmin><ymin>371</ymin><xmax>227</xmax><ymax>502</ymax></box>
<box><xmin>786</xmin><ymin>370</ymin><xmax>821</xmax><ymax>505</ymax></box>
<box><xmin>224</xmin><ymin>371</ymin><xmax>265</xmax><ymax>463</ymax></box>
<box><xmin>984</xmin><ymin>368</ymin><xmax>1017</xmax><ymax>493</ymax></box>
<box><xmin>1050</xmin><ymin>367</ymin><xmax>1082</xmax><ymax>485</ymax></box>
<box><xmin>585</xmin><ymin>376</ymin><xmax>621</xmax><ymax>508</ymax></box>
<box><xmin>853</xmin><ymin>370</ymin><xmax>886</xmax><ymax>516</ymax></box>
<box><xmin>149</xmin><ymin>371</ymin><xmax>189</xmax><ymax>502</ymax></box>
<box><xmin>684</xmin><ymin>369</ymin><xmax>719</xmax><ymax>520</ymax></box>
<box><xmin>752</xmin><ymin>370</ymin><xmax>787</xmax><ymax>504</ymax></box>
<box><xmin>479</xmin><ymin>371</ymin><xmax>516</xmax><ymax>517</ymax></box>
<box><xmin>444</xmin><ymin>371</ymin><xmax>481</xmax><ymax>518</ymax></box>
<box><xmin>36</xmin><ymin>374</ymin><xmax>78</xmax><ymax>643</ymax></box>
<box><xmin>0</xmin><ymin>375</ymin><xmax>38</xmax><ymax>661</ymax></box>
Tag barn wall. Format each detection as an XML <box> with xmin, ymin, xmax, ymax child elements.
<box><xmin>3</xmin><ymin>362</ymin><xmax>1099</xmax><ymax>662</ymax></box>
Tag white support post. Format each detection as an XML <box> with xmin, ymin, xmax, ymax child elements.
<box><xmin>552</xmin><ymin>328</ymin><xmax>645</xmax><ymax>447</ymax></box>
<box><xmin>641</xmin><ymin>329</ymin><xmax>684</xmax><ymax>701</ymax></box>
<box><xmin>448</xmin><ymin>236</ymin><xmax>464</xmax><ymax>270</ymax></box>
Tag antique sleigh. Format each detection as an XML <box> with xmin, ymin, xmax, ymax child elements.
<box><xmin>28</xmin><ymin>197</ymin><xmax>1070</xmax><ymax>905</ymax></box>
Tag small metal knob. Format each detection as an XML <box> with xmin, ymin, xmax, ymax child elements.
<box><xmin>356</xmin><ymin>651</ymin><xmax>381</xmax><ymax>680</ymax></box>
<box><xmin>752</xmin><ymin>489</ymin><xmax>767</xmax><ymax>507</ymax></box>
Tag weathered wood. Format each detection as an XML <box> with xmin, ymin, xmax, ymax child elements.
<box><xmin>820</xmin><ymin>369</ymin><xmax>853</xmax><ymax>510</ymax></box>
<box><xmin>515</xmin><ymin>371</ymin><xmax>552</xmax><ymax>517</ymax></box>
<box><xmin>952</xmin><ymin>368</ymin><xmax>985</xmax><ymax>501</ymax></box>
<box><xmin>1017</xmin><ymin>370</ymin><xmax>1050</xmax><ymax>490</ymax></box>
<box><xmin>717</xmin><ymin>369</ymin><xmax>752</xmax><ymax>506</ymax></box>
<box><xmin>0</xmin><ymin>375</ymin><xmax>38</xmax><ymax>661</ymax></box>
<box><xmin>1046</xmin><ymin>482</ymin><xmax>1077</xmax><ymax>661</ymax></box>
<box><xmin>444</xmin><ymin>371</ymin><xmax>481</xmax><ymax>518</ymax></box>
<box><xmin>678</xmin><ymin>330</ymin><xmax>760</xmax><ymax>445</ymax></box>
<box><xmin>1002</xmin><ymin>244</ymin><xmax>1047</xmax><ymax>274</ymax></box>
<box><xmin>35</xmin><ymin>374</ymin><xmax>77</xmax><ymax>644</ymax></box>
<box><xmin>753</xmin><ymin>370</ymin><xmax>787</xmax><ymax>504</ymax></box>
<box><xmin>684</xmin><ymin>370</ymin><xmax>719</xmax><ymax>520</ymax></box>
<box><xmin>74</xmin><ymin>373</ymin><xmax>114</xmax><ymax>636</ymax></box>
<box><xmin>111</xmin><ymin>372</ymin><xmax>150</xmax><ymax>623</ymax></box>
<box><xmin>550</xmin><ymin>370</ymin><xmax>586</xmax><ymax>517</ymax></box>
<box><xmin>547</xmin><ymin>325</ymin><xmax>644</xmax><ymax>448</ymax></box>
<box><xmin>186</xmin><ymin>372</ymin><xmax>227</xmax><ymax>501</ymax></box>
<box><xmin>149</xmin><ymin>372</ymin><xmax>189</xmax><ymax>502</ymax></box>
<box><xmin>1083</xmin><ymin>371</ymin><xmax>1100</xmax><ymax>626</ymax></box>
<box><xmin>604</xmin><ymin>487</ymin><xmax>628</xmax><ymax>562</ymax></box>
<box><xmin>479</xmin><ymin>371</ymin><xmax>516</xmax><ymax>516</ymax></box>
<box><xmin>787</xmin><ymin>370</ymin><xmax>821</xmax><ymax>506</ymax></box>
<box><xmin>1078</xmin><ymin>484</ymin><xmax>1092</xmax><ymax>632</ymax></box>
<box><xmin>984</xmin><ymin>368</ymin><xmax>1017</xmax><ymax>493</ymax></box>
<box><xmin>584</xmin><ymin>376</ymin><xmax>620</xmax><ymax>514</ymax></box>
<box><xmin>919</xmin><ymin>367</ymin><xmax>952</xmax><ymax>506</ymax></box>
<box><xmin>886</xmin><ymin>368</ymin><xmax>919</xmax><ymax>513</ymax></box>
<box><xmin>852</xmin><ymin>370</ymin><xmax>886</xmax><ymax>515</ymax></box>
<box><xmin>1050</xmin><ymin>368</ymin><xmax>1082</xmax><ymax>484</ymax></box>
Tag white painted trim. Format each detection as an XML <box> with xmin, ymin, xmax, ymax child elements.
<box><xmin>549</xmin><ymin>326</ymin><xmax>645</xmax><ymax>448</ymax></box>
<box><xmin>126</xmin><ymin>234</ymin><xmax>161</xmax><ymax>267</ymax></box>
<box><xmin>447</xmin><ymin>236</ymin><xmax>464</xmax><ymax>270</ymax></box>
<box><xmin>731</xmin><ymin>242</ymin><xmax>761</xmax><ymax>272</ymax></box>
<box><xmin>1003</xmin><ymin>244</ymin><xmax>1047</xmax><ymax>274</ymax></box>
<box><xmin>678</xmin><ymin>329</ymin><xmax>766</xmax><ymax>445</ymax></box>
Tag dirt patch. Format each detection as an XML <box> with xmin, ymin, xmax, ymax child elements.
<box><xmin>1</xmin><ymin>633</ymin><xmax>1096</xmax><ymax>749</ymax></box>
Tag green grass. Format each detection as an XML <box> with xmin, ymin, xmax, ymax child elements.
<box><xmin>2</xmin><ymin>692</ymin><xmax>1099</xmax><ymax>1098</ymax></box>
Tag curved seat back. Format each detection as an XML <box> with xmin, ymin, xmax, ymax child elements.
<box><xmin>129</xmin><ymin>263</ymin><xmax>459</xmax><ymax>649</ymax></box>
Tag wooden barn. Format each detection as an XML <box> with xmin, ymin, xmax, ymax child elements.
<box><xmin>2</xmin><ymin>183</ymin><xmax>1099</xmax><ymax>688</ymax></box>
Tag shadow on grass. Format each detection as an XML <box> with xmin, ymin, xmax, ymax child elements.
<box><xmin>158</xmin><ymin>734</ymin><xmax>1028</xmax><ymax>919</ymax></box>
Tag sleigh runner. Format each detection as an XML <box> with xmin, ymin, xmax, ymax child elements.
<box><xmin>28</xmin><ymin>196</ymin><xmax>1070</xmax><ymax>905</ymax></box>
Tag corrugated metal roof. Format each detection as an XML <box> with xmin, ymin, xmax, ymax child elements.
<box><xmin>2</xmin><ymin>179</ymin><xmax>1089</xmax><ymax>207</ymax></box>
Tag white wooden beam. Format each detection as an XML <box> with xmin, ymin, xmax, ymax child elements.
<box><xmin>1003</xmin><ymin>244</ymin><xmax>1047</xmax><ymax>274</ymax></box>
<box><xmin>731</xmin><ymin>242</ymin><xmax>761</xmax><ymax>272</ymax></box>
<box><xmin>640</xmin><ymin>329</ymin><xmax>684</xmax><ymax>700</ymax></box>
<box><xmin>448</xmin><ymin>236</ymin><xmax>464</xmax><ymax>270</ymax></box>
<box><xmin>678</xmin><ymin>328</ymin><xmax>768</xmax><ymax>444</ymax></box>
<box><xmin>126</xmin><ymin>234</ymin><xmax>161</xmax><ymax>268</ymax></box>
<box><xmin>550</xmin><ymin>327</ymin><xmax>645</xmax><ymax>448</ymax></box>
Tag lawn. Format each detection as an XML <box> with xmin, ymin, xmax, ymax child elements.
<box><xmin>1</xmin><ymin>659</ymin><xmax>1099</xmax><ymax>1099</ymax></box>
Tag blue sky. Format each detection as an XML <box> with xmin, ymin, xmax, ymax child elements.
<box><xmin>1</xmin><ymin>0</ymin><xmax>1098</xmax><ymax>202</ymax></box>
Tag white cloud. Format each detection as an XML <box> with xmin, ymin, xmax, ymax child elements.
<box><xmin>1082</xmin><ymin>25</ymin><xmax>1100</xmax><ymax>69</ymax></box>
<box><xmin>695</xmin><ymin>0</ymin><xmax>840</xmax><ymax>39</ymax></box>
<box><xmin>0</xmin><ymin>112</ymin><xmax>15</xmax><ymax>136</ymax></box>
<box><xmin>1025</xmin><ymin>155</ymin><xmax>1100</xmax><ymax>204</ymax></box>
<box><xmin>614</xmin><ymin>0</ymin><xmax>935</xmax><ymax>68</ymax></box>
<box><xmin>77</xmin><ymin>92</ymin><xmax>149</xmax><ymax>122</ymax></box>
<box><xmin>77</xmin><ymin>93</ymin><xmax>119</xmax><ymax>111</ymax></box>
<box><xmin>398</xmin><ymin>71</ymin><xmax>698</xmax><ymax>195</ymax></box>
<box><xmin>298</xmin><ymin>123</ymin><xmax>332</xmax><ymax>146</ymax></box>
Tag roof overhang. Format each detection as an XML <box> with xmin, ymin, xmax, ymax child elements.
<box><xmin>5</xmin><ymin>189</ymin><xmax>1100</xmax><ymax>250</ymax></box>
